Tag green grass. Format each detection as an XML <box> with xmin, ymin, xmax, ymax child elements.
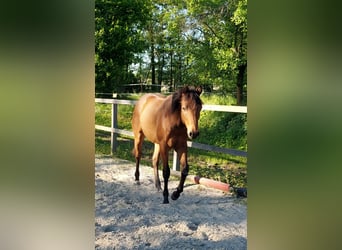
<box><xmin>200</xmin><ymin>92</ymin><xmax>237</xmax><ymax>105</ymax></box>
<box><xmin>95</xmin><ymin>132</ymin><xmax>111</xmax><ymax>155</ymax></box>
<box><xmin>95</xmin><ymin>93</ymin><xmax>247</xmax><ymax>188</ymax></box>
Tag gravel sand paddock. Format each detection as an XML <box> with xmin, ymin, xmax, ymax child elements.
<box><xmin>95</xmin><ymin>156</ymin><xmax>247</xmax><ymax>250</ymax></box>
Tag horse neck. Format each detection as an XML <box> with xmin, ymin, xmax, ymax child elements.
<box><xmin>163</xmin><ymin>96</ymin><xmax>183</xmax><ymax>128</ymax></box>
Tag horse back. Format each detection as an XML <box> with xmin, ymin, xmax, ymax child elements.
<box><xmin>133</xmin><ymin>93</ymin><xmax>166</xmax><ymax>119</ymax></box>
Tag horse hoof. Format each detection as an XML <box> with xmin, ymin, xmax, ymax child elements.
<box><xmin>135</xmin><ymin>180</ymin><xmax>140</xmax><ymax>185</ymax></box>
<box><xmin>171</xmin><ymin>191</ymin><xmax>180</xmax><ymax>200</ymax></box>
<box><xmin>163</xmin><ymin>199</ymin><xmax>169</xmax><ymax>204</ymax></box>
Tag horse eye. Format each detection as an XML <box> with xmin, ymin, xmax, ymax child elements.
<box><xmin>182</xmin><ymin>106</ymin><xmax>186</xmax><ymax>110</ymax></box>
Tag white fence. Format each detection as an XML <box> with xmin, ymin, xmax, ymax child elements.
<box><xmin>95</xmin><ymin>98</ymin><xmax>247</xmax><ymax>171</ymax></box>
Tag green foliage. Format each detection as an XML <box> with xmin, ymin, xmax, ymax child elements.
<box><xmin>95</xmin><ymin>132</ymin><xmax>111</xmax><ymax>155</ymax></box>
<box><xmin>95</xmin><ymin>0</ymin><xmax>152</xmax><ymax>92</ymax></box>
<box><xmin>95</xmin><ymin>0</ymin><xmax>247</xmax><ymax>104</ymax></box>
<box><xmin>95</xmin><ymin>103</ymin><xmax>111</xmax><ymax>127</ymax></box>
<box><xmin>198</xmin><ymin>93</ymin><xmax>247</xmax><ymax>151</ymax></box>
<box><xmin>186</xmin><ymin>0</ymin><xmax>247</xmax><ymax>95</ymax></box>
<box><xmin>198</xmin><ymin>111</ymin><xmax>247</xmax><ymax>150</ymax></box>
<box><xmin>94</xmin><ymin>103</ymin><xmax>135</xmax><ymax>129</ymax></box>
<box><xmin>117</xmin><ymin>105</ymin><xmax>134</xmax><ymax>130</ymax></box>
<box><xmin>200</xmin><ymin>93</ymin><xmax>236</xmax><ymax>105</ymax></box>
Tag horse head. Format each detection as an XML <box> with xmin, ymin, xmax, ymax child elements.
<box><xmin>172</xmin><ymin>86</ymin><xmax>203</xmax><ymax>139</ymax></box>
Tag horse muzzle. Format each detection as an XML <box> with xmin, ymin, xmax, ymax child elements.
<box><xmin>188</xmin><ymin>130</ymin><xmax>199</xmax><ymax>139</ymax></box>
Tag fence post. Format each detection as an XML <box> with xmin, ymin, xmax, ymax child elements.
<box><xmin>111</xmin><ymin>103</ymin><xmax>118</xmax><ymax>155</ymax></box>
<box><xmin>172</xmin><ymin>150</ymin><xmax>180</xmax><ymax>171</ymax></box>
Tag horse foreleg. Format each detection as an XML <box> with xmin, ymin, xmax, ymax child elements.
<box><xmin>135</xmin><ymin>158</ymin><xmax>140</xmax><ymax>183</ymax></box>
<box><xmin>171</xmin><ymin>147</ymin><xmax>188</xmax><ymax>200</ymax></box>
<box><xmin>160</xmin><ymin>146</ymin><xmax>170</xmax><ymax>204</ymax></box>
<box><xmin>152</xmin><ymin>143</ymin><xmax>161</xmax><ymax>191</ymax></box>
<box><xmin>134</xmin><ymin>131</ymin><xmax>144</xmax><ymax>183</ymax></box>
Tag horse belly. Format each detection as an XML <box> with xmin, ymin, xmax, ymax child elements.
<box><xmin>140</xmin><ymin>117</ymin><xmax>158</xmax><ymax>143</ymax></box>
<box><xmin>139</xmin><ymin>101</ymin><xmax>161</xmax><ymax>143</ymax></box>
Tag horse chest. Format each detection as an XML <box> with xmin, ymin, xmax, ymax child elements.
<box><xmin>166</xmin><ymin>127</ymin><xmax>187</xmax><ymax>148</ymax></box>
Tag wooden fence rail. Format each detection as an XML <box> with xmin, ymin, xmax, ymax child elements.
<box><xmin>95</xmin><ymin>98</ymin><xmax>247</xmax><ymax>171</ymax></box>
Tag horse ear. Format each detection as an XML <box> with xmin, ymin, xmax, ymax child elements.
<box><xmin>196</xmin><ymin>86</ymin><xmax>202</xmax><ymax>95</ymax></box>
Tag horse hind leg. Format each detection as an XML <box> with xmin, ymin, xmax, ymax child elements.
<box><xmin>133</xmin><ymin>131</ymin><xmax>144</xmax><ymax>183</ymax></box>
<box><xmin>152</xmin><ymin>143</ymin><xmax>162</xmax><ymax>191</ymax></box>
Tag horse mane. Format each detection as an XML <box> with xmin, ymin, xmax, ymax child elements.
<box><xmin>171</xmin><ymin>86</ymin><xmax>203</xmax><ymax>113</ymax></box>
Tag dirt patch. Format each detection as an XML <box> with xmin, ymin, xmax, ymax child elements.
<box><xmin>95</xmin><ymin>156</ymin><xmax>247</xmax><ymax>249</ymax></box>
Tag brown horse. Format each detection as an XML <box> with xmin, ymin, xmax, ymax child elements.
<box><xmin>132</xmin><ymin>86</ymin><xmax>203</xmax><ymax>204</ymax></box>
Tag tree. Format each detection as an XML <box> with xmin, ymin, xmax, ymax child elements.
<box><xmin>95</xmin><ymin>0</ymin><xmax>247</xmax><ymax>103</ymax></box>
<box><xmin>145</xmin><ymin>1</ymin><xmax>189</xmax><ymax>92</ymax></box>
<box><xmin>95</xmin><ymin>0</ymin><xmax>151</xmax><ymax>93</ymax></box>
<box><xmin>187</xmin><ymin>0</ymin><xmax>247</xmax><ymax>104</ymax></box>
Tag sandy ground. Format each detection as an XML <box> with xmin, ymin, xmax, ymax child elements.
<box><xmin>95</xmin><ymin>156</ymin><xmax>247</xmax><ymax>250</ymax></box>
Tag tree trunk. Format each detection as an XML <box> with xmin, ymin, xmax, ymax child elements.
<box><xmin>236</xmin><ymin>63</ymin><xmax>247</xmax><ymax>105</ymax></box>
<box><xmin>170</xmin><ymin>51</ymin><xmax>173</xmax><ymax>91</ymax></box>
<box><xmin>157</xmin><ymin>52</ymin><xmax>164</xmax><ymax>92</ymax></box>
<box><xmin>151</xmin><ymin>40</ymin><xmax>156</xmax><ymax>91</ymax></box>
<box><xmin>178</xmin><ymin>55</ymin><xmax>182</xmax><ymax>86</ymax></box>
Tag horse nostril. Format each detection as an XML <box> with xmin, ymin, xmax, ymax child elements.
<box><xmin>189</xmin><ymin>131</ymin><xmax>199</xmax><ymax>139</ymax></box>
